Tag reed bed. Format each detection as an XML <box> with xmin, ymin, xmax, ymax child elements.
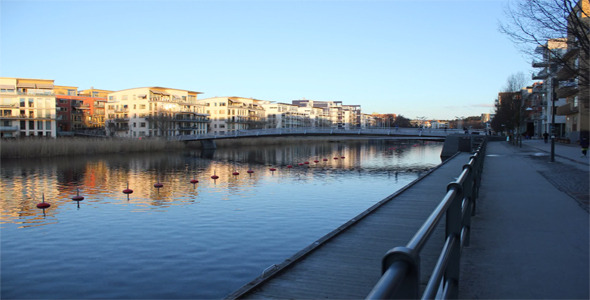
<box><xmin>1</xmin><ymin>138</ymin><xmax>184</xmax><ymax>159</ymax></box>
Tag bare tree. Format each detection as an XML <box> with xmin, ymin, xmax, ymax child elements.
<box><xmin>499</xmin><ymin>0</ymin><xmax>589</xmax><ymax>82</ymax></box>
<box><xmin>503</xmin><ymin>72</ymin><xmax>529</xmax><ymax>92</ymax></box>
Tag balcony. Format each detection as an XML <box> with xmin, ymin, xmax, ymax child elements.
<box><xmin>0</xmin><ymin>126</ymin><xmax>19</xmax><ymax>132</ymax></box>
<box><xmin>532</xmin><ymin>69</ymin><xmax>549</xmax><ymax>80</ymax></box>
<box><xmin>0</xmin><ymin>103</ymin><xmax>18</xmax><ymax>108</ymax></box>
<box><xmin>556</xmin><ymin>81</ymin><xmax>579</xmax><ymax>98</ymax></box>
<box><xmin>556</xmin><ymin>102</ymin><xmax>579</xmax><ymax>115</ymax></box>
<box><xmin>532</xmin><ymin>60</ymin><xmax>553</xmax><ymax>68</ymax></box>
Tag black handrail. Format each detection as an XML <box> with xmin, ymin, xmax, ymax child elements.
<box><xmin>367</xmin><ymin>139</ymin><xmax>487</xmax><ymax>299</ymax></box>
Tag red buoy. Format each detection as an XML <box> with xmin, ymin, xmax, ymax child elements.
<box><xmin>304</xmin><ymin>161</ymin><xmax>309</xmax><ymax>164</ymax></box>
<box><xmin>323</xmin><ymin>158</ymin><xmax>328</xmax><ymax>161</ymax></box>
<box><xmin>190</xmin><ymin>178</ymin><xmax>199</xmax><ymax>184</ymax></box>
<box><xmin>36</xmin><ymin>194</ymin><xmax>50</xmax><ymax>209</ymax></box>
<box><xmin>334</xmin><ymin>157</ymin><xmax>339</xmax><ymax>160</ymax></box>
<box><xmin>340</xmin><ymin>156</ymin><xmax>345</xmax><ymax>159</ymax></box>
<box><xmin>314</xmin><ymin>160</ymin><xmax>319</xmax><ymax>163</ymax></box>
<box><xmin>232</xmin><ymin>171</ymin><xmax>240</xmax><ymax>176</ymax></box>
<box><xmin>247</xmin><ymin>170</ymin><xmax>254</xmax><ymax>174</ymax></box>
<box><xmin>211</xmin><ymin>171</ymin><xmax>219</xmax><ymax>180</ymax></box>
<box><xmin>72</xmin><ymin>188</ymin><xmax>84</xmax><ymax>201</ymax></box>
<box><xmin>123</xmin><ymin>183</ymin><xmax>133</xmax><ymax>194</ymax></box>
<box><xmin>269</xmin><ymin>168</ymin><xmax>277</xmax><ymax>172</ymax></box>
<box><xmin>287</xmin><ymin>165</ymin><xmax>293</xmax><ymax>168</ymax></box>
<box><xmin>154</xmin><ymin>181</ymin><xmax>163</xmax><ymax>188</ymax></box>
<box><xmin>298</xmin><ymin>163</ymin><xmax>304</xmax><ymax>166</ymax></box>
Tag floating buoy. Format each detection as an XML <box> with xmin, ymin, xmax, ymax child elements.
<box><xmin>190</xmin><ymin>177</ymin><xmax>199</xmax><ymax>184</ymax></box>
<box><xmin>314</xmin><ymin>160</ymin><xmax>319</xmax><ymax>163</ymax></box>
<box><xmin>298</xmin><ymin>163</ymin><xmax>304</xmax><ymax>166</ymax></box>
<box><xmin>334</xmin><ymin>157</ymin><xmax>339</xmax><ymax>160</ymax></box>
<box><xmin>154</xmin><ymin>181</ymin><xmax>163</xmax><ymax>188</ymax></box>
<box><xmin>247</xmin><ymin>170</ymin><xmax>254</xmax><ymax>174</ymax></box>
<box><xmin>232</xmin><ymin>171</ymin><xmax>240</xmax><ymax>176</ymax></box>
<box><xmin>269</xmin><ymin>168</ymin><xmax>277</xmax><ymax>172</ymax></box>
<box><xmin>72</xmin><ymin>188</ymin><xmax>84</xmax><ymax>201</ymax></box>
<box><xmin>340</xmin><ymin>156</ymin><xmax>345</xmax><ymax>159</ymax></box>
<box><xmin>287</xmin><ymin>165</ymin><xmax>293</xmax><ymax>168</ymax></box>
<box><xmin>323</xmin><ymin>158</ymin><xmax>328</xmax><ymax>161</ymax></box>
<box><xmin>123</xmin><ymin>183</ymin><xmax>133</xmax><ymax>194</ymax></box>
<box><xmin>304</xmin><ymin>161</ymin><xmax>309</xmax><ymax>164</ymax></box>
<box><xmin>211</xmin><ymin>171</ymin><xmax>219</xmax><ymax>180</ymax></box>
<box><xmin>36</xmin><ymin>193</ymin><xmax>50</xmax><ymax>209</ymax></box>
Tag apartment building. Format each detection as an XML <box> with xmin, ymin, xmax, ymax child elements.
<box><xmin>198</xmin><ymin>97</ymin><xmax>265</xmax><ymax>135</ymax></box>
<box><xmin>54</xmin><ymin>85</ymin><xmax>109</xmax><ymax>133</ymax></box>
<box><xmin>0</xmin><ymin>77</ymin><xmax>57</xmax><ymax>138</ymax></box>
<box><xmin>554</xmin><ymin>0</ymin><xmax>589</xmax><ymax>142</ymax></box>
<box><xmin>105</xmin><ymin>87</ymin><xmax>208</xmax><ymax>138</ymax></box>
<box><xmin>261</xmin><ymin>102</ymin><xmax>310</xmax><ymax>128</ymax></box>
<box><xmin>292</xmin><ymin>100</ymin><xmax>362</xmax><ymax>129</ymax></box>
<box><xmin>532</xmin><ymin>38</ymin><xmax>568</xmax><ymax>138</ymax></box>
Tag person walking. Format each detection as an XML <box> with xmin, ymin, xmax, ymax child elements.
<box><xmin>543</xmin><ymin>132</ymin><xmax>549</xmax><ymax>143</ymax></box>
<box><xmin>580</xmin><ymin>135</ymin><xmax>589</xmax><ymax>157</ymax></box>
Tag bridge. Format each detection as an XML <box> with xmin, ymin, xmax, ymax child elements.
<box><xmin>172</xmin><ymin>127</ymin><xmax>475</xmax><ymax>149</ymax></box>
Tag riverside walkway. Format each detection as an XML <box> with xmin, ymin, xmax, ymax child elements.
<box><xmin>459</xmin><ymin>140</ymin><xmax>589</xmax><ymax>299</ymax></box>
<box><xmin>227</xmin><ymin>151</ymin><xmax>472</xmax><ymax>299</ymax></box>
<box><xmin>227</xmin><ymin>140</ymin><xmax>589</xmax><ymax>299</ymax></box>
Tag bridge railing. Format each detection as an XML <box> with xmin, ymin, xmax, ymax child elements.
<box><xmin>366</xmin><ymin>138</ymin><xmax>487</xmax><ymax>299</ymax></box>
<box><xmin>173</xmin><ymin>127</ymin><xmax>468</xmax><ymax>141</ymax></box>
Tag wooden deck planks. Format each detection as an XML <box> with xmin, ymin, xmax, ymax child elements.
<box><xmin>231</xmin><ymin>152</ymin><xmax>471</xmax><ymax>299</ymax></box>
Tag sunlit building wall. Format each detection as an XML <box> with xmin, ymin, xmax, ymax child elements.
<box><xmin>0</xmin><ymin>77</ymin><xmax>57</xmax><ymax>138</ymax></box>
<box><xmin>105</xmin><ymin>87</ymin><xmax>208</xmax><ymax>138</ymax></box>
<box><xmin>197</xmin><ymin>97</ymin><xmax>265</xmax><ymax>135</ymax></box>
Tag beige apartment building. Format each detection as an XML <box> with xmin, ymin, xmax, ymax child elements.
<box><xmin>197</xmin><ymin>97</ymin><xmax>265</xmax><ymax>135</ymax></box>
<box><xmin>292</xmin><ymin>100</ymin><xmax>361</xmax><ymax>129</ymax></box>
<box><xmin>0</xmin><ymin>77</ymin><xmax>57</xmax><ymax>138</ymax></box>
<box><xmin>105</xmin><ymin>87</ymin><xmax>208</xmax><ymax>138</ymax></box>
<box><xmin>261</xmin><ymin>101</ymin><xmax>311</xmax><ymax>128</ymax></box>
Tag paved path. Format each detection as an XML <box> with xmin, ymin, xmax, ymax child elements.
<box><xmin>459</xmin><ymin>141</ymin><xmax>589</xmax><ymax>299</ymax></box>
<box><xmin>227</xmin><ymin>152</ymin><xmax>471</xmax><ymax>299</ymax></box>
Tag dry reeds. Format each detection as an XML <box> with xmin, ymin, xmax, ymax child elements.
<box><xmin>0</xmin><ymin>138</ymin><xmax>184</xmax><ymax>159</ymax></box>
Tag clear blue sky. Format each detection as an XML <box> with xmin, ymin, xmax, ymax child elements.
<box><xmin>1</xmin><ymin>0</ymin><xmax>533</xmax><ymax>120</ymax></box>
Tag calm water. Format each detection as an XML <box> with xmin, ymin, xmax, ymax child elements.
<box><xmin>1</xmin><ymin>139</ymin><xmax>442</xmax><ymax>299</ymax></box>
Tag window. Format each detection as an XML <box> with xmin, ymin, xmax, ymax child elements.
<box><xmin>140</xmin><ymin>104</ymin><xmax>146</xmax><ymax>109</ymax></box>
<box><xmin>29</xmin><ymin>121</ymin><xmax>34</xmax><ymax>130</ymax></box>
<box><xmin>28</xmin><ymin>99</ymin><xmax>34</xmax><ymax>107</ymax></box>
<box><xmin>68</xmin><ymin>89</ymin><xmax>76</xmax><ymax>96</ymax></box>
<box><xmin>20</xmin><ymin>98</ymin><xmax>25</xmax><ymax>107</ymax></box>
<box><xmin>140</xmin><ymin>122</ymin><xmax>146</xmax><ymax>127</ymax></box>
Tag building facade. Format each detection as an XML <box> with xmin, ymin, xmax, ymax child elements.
<box><xmin>197</xmin><ymin>97</ymin><xmax>265</xmax><ymax>135</ymax></box>
<box><xmin>105</xmin><ymin>87</ymin><xmax>208</xmax><ymax>138</ymax></box>
<box><xmin>0</xmin><ymin>77</ymin><xmax>57</xmax><ymax>138</ymax></box>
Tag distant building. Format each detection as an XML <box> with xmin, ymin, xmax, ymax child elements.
<box><xmin>292</xmin><ymin>100</ymin><xmax>361</xmax><ymax>129</ymax></box>
<box><xmin>197</xmin><ymin>97</ymin><xmax>265</xmax><ymax>135</ymax></box>
<box><xmin>105</xmin><ymin>87</ymin><xmax>208</xmax><ymax>138</ymax></box>
<box><xmin>0</xmin><ymin>77</ymin><xmax>57</xmax><ymax>138</ymax></box>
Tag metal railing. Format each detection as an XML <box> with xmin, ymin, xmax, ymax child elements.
<box><xmin>366</xmin><ymin>139</ymin><xmax>486</xmax><ymax>299</ymax></box>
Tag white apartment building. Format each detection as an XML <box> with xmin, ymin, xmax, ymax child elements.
<box><xmin>197</xmin><ymin>97</ymin><xmax>265</xmax><ymax>135</ymax></box>
<box><xmin>0</xmin><ymin>77</ymin><xmax>57</xmax><ymax>138</ymax></box>
<box><xmin>105</xmin><ymin>87</ymin><xmax>208</xmax><ymax>138</ymax></box>
<box><xmin>292</xmin><ymin>100</ymin><xmax>361</xmax><ymax>129</ymax></box>
<box><xmin>261</xmin><ymin>102</ymin><xmax>311</xmax><ymax>128</ymax></box>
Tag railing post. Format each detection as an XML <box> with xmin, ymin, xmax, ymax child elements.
<box><xmin>445</xmin><ymin>182</ymin><xmax>462</xmax><ymax>299</ymax></box>
<box><xmin>371</xmin><ymin>246</ymin><xmax>420</xmax><ymax>299</ymax></box>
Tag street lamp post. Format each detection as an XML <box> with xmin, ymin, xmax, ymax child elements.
<box><xmin>550</xmin><ymin>77</ymin><xmax>556</xmax><ymax>162</ymax></box>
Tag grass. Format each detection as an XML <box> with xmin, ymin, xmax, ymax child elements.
<box><xmin>1</xmin><ymin>137</ymin><xmax>184</xmax><ymax>159</ymax></box>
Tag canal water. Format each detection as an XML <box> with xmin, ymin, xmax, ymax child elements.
<box><xmin>1</xmin><ymin>139</ymin><xmax>443</xmax><ymax>299</ymax></box>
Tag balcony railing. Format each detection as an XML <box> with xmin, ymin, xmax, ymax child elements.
<box><xmin>0</xmin><ymin>126</ymin><xmax>19</xmax><ymax>132</ymax></box>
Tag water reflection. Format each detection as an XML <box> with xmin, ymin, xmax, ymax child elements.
<box><xmin>1</xmin><ymin>140</ymin><xmax>441</xmax><ymax>228</ymax></box>
<box><xmin>1</xmin><ymin>139</ymin><xmax>443</xmax><ymax>299</ymax></box>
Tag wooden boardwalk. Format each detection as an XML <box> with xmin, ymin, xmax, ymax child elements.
<box><xmin>227</xmin><ymin>152</ymin><xmax>471</xmax><ymax>299</ymax></box>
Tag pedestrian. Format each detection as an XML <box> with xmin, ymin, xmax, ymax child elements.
<box><xmin>543</xmin><ymin>132</ymin><xmax>549</xmax><ymax>143</ymax></box>
<box><xmin>580</xmin><ymin>135</ymin><xmax>589</xmax><ymax>157</ymax></box>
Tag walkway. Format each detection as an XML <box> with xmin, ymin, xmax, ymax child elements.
<box><xmin>226</xmin><ymin>152</ymin><xmax>471</xmax><ymax>299</ymax></box>
<box><xmin>459</xmin><ymin>141</ymin><xmax>589</xmax><ymax>299</ymax></box>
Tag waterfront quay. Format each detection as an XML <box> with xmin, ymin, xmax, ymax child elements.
<box><xmin>228</xmin><ymin>140</ymin><xmax>589</xmax><ymax>299</ymax></box>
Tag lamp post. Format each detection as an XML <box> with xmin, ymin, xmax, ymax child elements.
<box><xmin>550</xmin><ymin>77</ymin><xmax>556</xmax><ymax>162</ymax></box>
